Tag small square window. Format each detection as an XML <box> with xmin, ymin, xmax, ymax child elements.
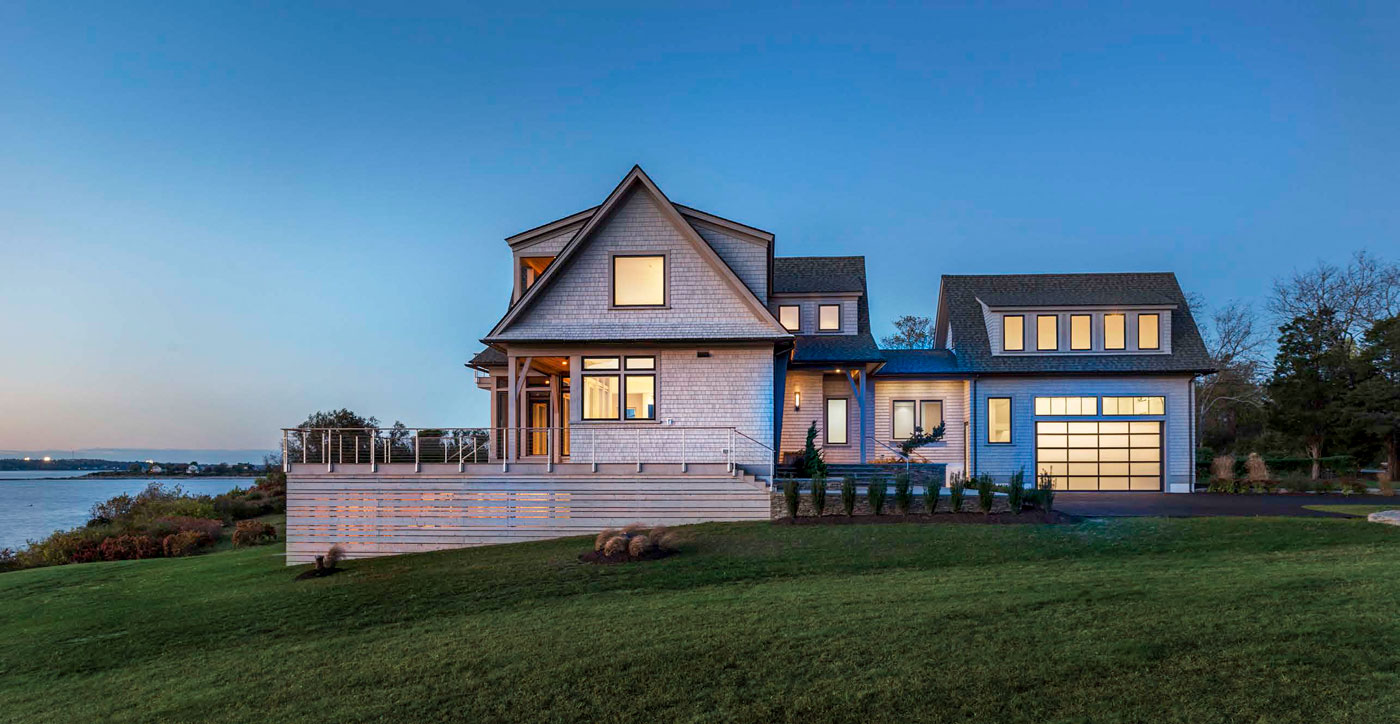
<box><xmin>819</xmin><ymin>304</ymin><xmax>841</xmax><ymax>331</ymax></box>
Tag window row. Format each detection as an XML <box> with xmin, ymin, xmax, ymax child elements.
<box><xmin>1033</xmin><ymin>396</ymin><xmax>1166</xmax><ymax>416</ymax></box>
<box><xmin>778</xmin><ymin>303</ymin><xmax>843</xmax><ymax>333</ymax></box>
<box><xmin>1002</xmin><ymin>312</ymin><xmax>1160</xmax><ymax>353</ymax></box>
<box><xmin>581</xmin><ymin>356</ymin><xmax>656</xmax><ymax>421</ymax></box>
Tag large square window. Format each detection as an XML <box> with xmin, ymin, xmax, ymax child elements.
<box><xmin>779</xmin><ymin>305</ymin><xmax>800</xmax><ymax>331</ymax></box>
<box><xmin>613</xmin><ymin>255</ymin><xmax>665</xmax><ymax>306</ymax></box>
<box><xmin>819</xmin><ymin>304</ymin><xmax>841</xmax><ymax>331</ymax></box>
<box><xmin>1003</xmin><ymin>315</ymin><xmax>1024</xmax><ymax>352</ymax></box>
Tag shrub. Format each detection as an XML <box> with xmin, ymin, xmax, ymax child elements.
<box><xmin>594</xmin><ymin>528</ymin><xmax>620</xmax><ymax>551</ymax></box>
<box><xmin>627</xmin><ymin>535</ymin><xmax>651</xmax><ymax>558</ymax></box>
<box><xmin>1380</xmin><ymin>476</ymin><xmax>1395</xmax><ymax>497</ymax></box>
<box><xmin>1245</xmin><ymin>453</ymin><xmax>1270</xmax><ymax>482</ymax></box>
<box><xmin>923</xmin><ymin>472</ymin><xmax>940</xmax><ymax>514</ymax></box>
<box><xmin>1006</xmin><ymin>469</ymin><xmax>1026</xmax><ymax>513</ymax></box>
<box><xmin>867</xmin><ymin>478</ymin><xmax>887</xmax><ymax>515</ymax></box>
<box><xmin>1036</xmin><ymin>470</ymin><xmax>1056</xmax><ymax>515</ymax></box>
<box><xmin>841</xmin><ymin>477</ymin><xmax>857</xmax><ymax>516</ymax></box>
<box><xmin>1280</xmin><ymin>474</ymin><xmax>1311</xmax><ymax>494</ymax></box>
<box><xmin>232</xmin><ymin>520</ymin><xmax>278</xmax><ymax>548</ymax></box>
<box><xmin>154</xmin><ymin>516</ymin><xmax>222</xmax><ymax>540</ymax></box>
<box><xmin>975</xmin><ymin>474</ymin><xmax>995</xmax><ymax>514</ymax></box>
<box><xmin>1211</xmin><ymin>454</ymin><xmax>1236</xmax><ymax>483</ymax></box>
<box><xmin>649</xmin><ymin>526</ymin><xmax>677</xmax><ymax>551</ymax></box>
<box><xmin>893</xmin><ymin>473</ymin><xmax>912</xmax><ymax>515</ymax></box>
<box><xmin>793</xmin><ymin>421</ymin><xmax>827</xmax><ymax>479</ymax></box>
<box><xmin>1341</xmin><ymin>480</ymin><xmax>1368</xmax><ymax>496</ymax></box>
<box><xmin>948</xmin><ymin>472</ymin><xmax>967</xmax><ymax>513</ymax></box>
<box><xmin>601</xmin><ymin>535</ymin><xmax>628</xmax><ymax>556</ymax></box>
<box><xmin>783</xmin><ymin>477</ymin><xmax>801</xmax><ymax>518</ymax></box>
<box><xmin>810</xmin><ymin>472</ymin><xmax>828</xmax><ymax>516</ymax></box>
<box><xmin>1314</xmin><ymin>479</ymin><xmax>1337</xmax><ymax>494</ymax></box>
<box><xmin>162</xmin><ymin>530</ymin><xmax>214</xmax><ymax>557</ymax></box>
<box><xmin>0</xmin><ymin>548</ymin><xmax>16</xmax><ymax>573</ymax></box>
<box><xmin>100</xmin><ymin>535</ymin><xmax>161</xmax><ymax>561</ymax></box>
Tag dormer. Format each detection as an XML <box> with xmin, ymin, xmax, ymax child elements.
<box><xmin>981</xmin><ymin>303</ymin><xmax>1173</xmax><ymax>356</ymax></box>
<box><xmin>768</xmin><ymin>295</ymin><xmax>859</xmax><ymax>335</ymax></box>
<box><xmin>506</xmin><ymin>207</ymin><xmax>595</xmax><ymax>304</ymax></box>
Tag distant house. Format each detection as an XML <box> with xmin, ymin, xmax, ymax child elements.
<box><xmin>186</xmin><ymin>464</ymin><xmax>201</xmax><ymax>474</ymax></box>
<box><xmin>148</xmin><ymin>465</ymin><xmax>164</xmax><ymax>474</ymax></box>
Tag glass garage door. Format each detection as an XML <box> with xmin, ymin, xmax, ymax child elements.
<box><xmin>1035</xmin><ymin>421</ymin><xmax>1162</xmax><ymax>491</ymax></box>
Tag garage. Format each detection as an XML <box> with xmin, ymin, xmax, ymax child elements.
<box><xmin>1035</xmin><ymin>420</ymin><xmax>1162</xmax><ymax>491</ymax></box>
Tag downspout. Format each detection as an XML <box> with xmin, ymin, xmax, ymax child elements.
<box><xmin>970</xmin><ymin>377</ymin><xmax>978</xmax><ymax>477</ymax></box>
<box><xmin>772</xmin><ymin>348</ymin><xmax>788</xmax><ymax>477</ymax></box>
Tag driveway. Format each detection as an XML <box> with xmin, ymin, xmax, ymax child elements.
<box><xmin>1054</xmin><ymin>492</ymin><xmax>1400</xmax><ymax>518</ymax></box>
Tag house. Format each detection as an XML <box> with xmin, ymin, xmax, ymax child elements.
<box><xmin>282</xmin><ymin>166</ymin><xmax>1213</xmax><ymax>563</ymax></box>
<box><xmin>467</xmin><ymin>166</ymin><xmax>1212</xmax><ymax>493</ymax></box>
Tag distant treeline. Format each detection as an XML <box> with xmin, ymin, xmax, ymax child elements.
<box><xmin>0</xmin><ymin>459</ymin><xmax>132</xmax><ymax>471</ymax></box>
<box><xmin>0</xmin><ymin>459</ymin><xmax>268</xmax><ymax>474</ymax></box>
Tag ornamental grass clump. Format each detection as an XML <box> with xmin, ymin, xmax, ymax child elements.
<box><xmin>840</xmin><ymin>477</ymin><xmax>857</xmax><ymax>516</ymax></box>
<box><xmin>585</xmin><ymin>524</ymin><xmax>679</xmax><ymax>563</ymax></box>
<box><xmin>948</xmin><ymin>472</ymin><xmax>966</xmax><ymax>513</ymax></box>
<box><xmin>601</xmin><ymin>535</ymin><xmax>629</xmax><ymax>557</ymax></box>
<box><xmin>867</xmin><ymin>478</ymin><xmax>887</xmax><ymax>515</ymax></box>
<box><xmin>1037</xmin><ymin>470</ymin><xmax>1056</xmax><ymax>519</ymax></box>
<box><xmin>893</xmin><ymin>472</ymin><xmax>912</xmax><ymax>515</ymax></box>
<box><xmin>783</xmin><ymin>477</ymin><xmax>801</xmax><ymax>518</ymax></box>
<box><xmin>1211</xmin><ymin>454</ymin><xmax>1236</xmax><ymax>483</ymax></box>
<box><xmin>975</xmin><ymin>474</ymin><xmax>995</xmax><ymax>514</ymax></box>
<box><xmin>810</xmin><ymin>472</ymin><xmax>828</xmax><ymax>517</ymax></box>
<box><xmin>1006</xmin><ymin>469</ymin><xmax>1026</xmax><ymax>514</ymax></box>
<box><xmin>594</xmin><ymin>528</ymin><xmax>620</xmax><ymax>551</ymax></box>
<box><xmin>1245</xmin><ymin>453</ymin><xmax>1271</xmax><ymax>483</ymax></box>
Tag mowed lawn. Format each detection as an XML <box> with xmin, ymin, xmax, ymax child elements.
<box><xmin>2</xmin><ymin>518</ymin><xmax>1398</xmax><ymax>723</ymax></box>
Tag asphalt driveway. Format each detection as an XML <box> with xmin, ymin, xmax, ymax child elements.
<box><xmin>1054</xmin><ymin>492</ymin><xmax>1400</xmax><ymax>518</ymax></box>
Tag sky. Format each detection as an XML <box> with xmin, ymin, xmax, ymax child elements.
<box><xmin>1</xmin><ymin>1</ymin><xmax>1396</xmax><ymax>455</ymax></box>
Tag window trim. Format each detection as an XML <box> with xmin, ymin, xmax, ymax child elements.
<box><xmin>580</xmin><ymin>372</ymin><xmax>621</xmax><ymax>421</ymax></box>
<box><xmin>825</xmin><ymin>397</ymin><xmax>849</xmax><ymax>445</ymax></box>
<box><xmin>1104</xmin><ymin>313</ymin><xmax>1126</xmax><ymax>350</ymax></box>
<box><xmin>580</xmin><ymin>354</ymin><xmax>659</xmax><ymax>422</ymax></box>
<box><xmin>1037</xmin><ymin>314</ymin><xmax>1059</xmax><ymax>351</ymax></box>
<box><xmin>1070</xmin><ymin>314</ymin><xmax>1093</xmax><ymax>351</ymax></box>
<box><xmin>1137</xmin><ymin>313</ymin><xmax>1161</xmax><ymax>350</ymax></box>
<box><xmin>892</xmin><ymin>399</ymin><xmax>917</xmax><ymax>441</ymax></box>
<box><xmin>987</xmin><ymin>397</ymin><xmax>1013</xmax><ymax>445</ymax></box>
<box><xmin>818</xmin><ymin>304</ymin><xmax>842</xmax><ymax>332</ymax></box>
<box><xmin>1102</xmin><ymin>396</ymin><xmax>1166</xmax><ymax>416</ymax></box>
<box><xmin>623</xmin><ymin>373</ymin><xmax>656</xmax><ymax>420</ymax></box>
<box><xmin>610</xmin><ymin>253</ymin><xmax>668</xmax><ymax>308</ymax></box>
<box><xmin>778</xmin><ymin>305</ymin><xmax>801</xmax><ymax>332</ymax></box>
<box><xmin>1033</xmin><ymin>396</ymin><xmax>1099</xmax><ymax>416</ymax></box>
<box><xmin>1002</xmin><ymin>314</ymin><xmax>1025</xmax><ymax>352</ymax></box>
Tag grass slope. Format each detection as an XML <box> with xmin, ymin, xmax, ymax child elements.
<box><xmin>1303</xmin><ymin>504</ymin><xmax>1399</xmax><ymax>518</ymax></box>
<box><xmin>2</xmin><ymin>518</ymin><xmax>1398</xmax><ymax>723</ymax></box>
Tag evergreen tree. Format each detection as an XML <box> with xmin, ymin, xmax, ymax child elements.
<box><xmin>1266</xmin><ymin>308</ymin><xmax>1355</xmax><ymax>479</ymax></box>
<box><xmin>1351</xmin><ymin>315</ymin><xmax>1400</xmax><ymax>487</ymax></box>
<box><xmin>793</xmin><ymin>421</ymin><xmax>827</xmax><ymax>478</ymax></box>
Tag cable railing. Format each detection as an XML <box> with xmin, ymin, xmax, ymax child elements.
<box><xmin>281</xmin><ymin>425</ymin><xmax>776</xmax><ymax>482</ymax></box>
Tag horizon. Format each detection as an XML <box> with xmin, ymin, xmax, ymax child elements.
<box><xmin>2</xmin><ymin>2</ymin><xmax>1396</xmax><ymax>451</ymax></box>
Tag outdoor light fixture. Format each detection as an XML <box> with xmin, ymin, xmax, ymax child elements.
<box><xmin>794</xmin><ymin>391</ymin><xmax>801</xmax><ymax>410</ymax></box>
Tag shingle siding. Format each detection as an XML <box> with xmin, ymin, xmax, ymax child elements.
<box><xmin>694</xmin><ymin>223</ymin><xmax>768</xmax><ymax>303</ymax></box>
<box><xmin>872</xmin><ymin>379</ymin><xmax>968</xmax><ymax>474</ymax></box>
<box><xmin>495</xmin><ymin>189</ymin><xmax>784</xmax><ymax>341</ymax></box>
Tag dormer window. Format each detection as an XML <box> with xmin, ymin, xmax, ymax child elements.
<box><xmin>1104</xmin><ymin>314</ymin><xmax>1126</xmax><ymax>349</ymax></box>
<box><xmin>818</xmin><ymin>304</ymin><xmax>841</xmax><ymax>331</ymax></box>
<box><xmin>1036</xmin><ymin>315</ymin><xmax>1058</xmax><ymax>351</ymax></box>
<box><xmin>520</xmin><ymin>256</ymin><xmax>554</xmax><ymax>291</ymax></box>
<box><xmin>1070</xmin><ymin>314</ymin><xmax>1092</xmax><ymax>350</ymax></box>
<box><xmin>613</xmin><ymin>255</ymin><xmax>665</xmax><ymax>307</ymax></box>
<box><xmin>1002</xmin><ymin>315</ymin><xmax>1024</xmax><ymax>351</ymax></box>
<box><xmin>779</xmin><ymin>305</ymin><xmax>800</xmax><ymax>332</ymax></box>
<box><xmin>1137</xmin><ymin>313</ymin><xmax>1160</xmax><ymax>350</ymax></box>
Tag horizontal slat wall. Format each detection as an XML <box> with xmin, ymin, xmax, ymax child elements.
<box><xmin>285</xmin><ymin>474</ymin><xmax>770</xmax><ymax>564</ymax></box>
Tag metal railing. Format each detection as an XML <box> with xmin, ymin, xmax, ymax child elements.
<box><xmin>281</xmin><ymin>425</ymin><xmax>776</xmax><ymax>482</ymax></box>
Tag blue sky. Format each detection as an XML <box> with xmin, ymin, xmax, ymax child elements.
<box><xmin>1</xmin><ymin>1</ymin><xmax>1396</xmax><ymax>453</ymax></box>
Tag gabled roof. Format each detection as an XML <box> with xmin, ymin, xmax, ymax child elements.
<box><xmin>484</xmin><ymin>166</ymin><xmax>790</xmax><ymax>342</ymax></box>
<box><xmin>876</xmin><ymin>349</ymin><xmax>961</xmax><ymax>375</ymax></box>
<box><xmin>936</xmin><ymin>272</ymin><xmax>1214</xmax><ymax>374</ymax></box>
<box><xmin>774</xmin><ymin>256</ymin><xmax>883</xmax><ymax>364</ymax></box>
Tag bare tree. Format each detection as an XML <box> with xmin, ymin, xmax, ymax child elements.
<box><xmin>881</xmin><ymin>315</ymin><xmax>935</xmax><ymax>349</ymax></box>
<box><xmin>1270</xmin><ymin>250</ymin><xmax>1400</xmax><ymax>342</ymax></box>
<box><xmin>1195</xmin><ymin>298</ymin><xmax>1268</xmax><ymax>449</ymax></box>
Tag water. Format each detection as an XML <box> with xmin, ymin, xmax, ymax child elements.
<box><xmin>0</xmin><ymin>474</ymin><xmax>254</xmax><ymax>551</ymax></box>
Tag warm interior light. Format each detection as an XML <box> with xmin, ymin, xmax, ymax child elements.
<box><xmin>794</xmin><ymin>391</ymin><xmax>801</xmax><ymax>410</ymax></box>
<box><xmin>42</xmin><ymin>456</ymin><xmax>52</xmax><ymax>462</ymax></box>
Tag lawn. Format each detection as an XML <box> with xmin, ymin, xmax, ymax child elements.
<box><xmin>1</xmin><ymin>517</ymin><xmax>1398</xmax><ymax>723</ymax></box>
<box><xmin>1303</xmin><ymin>504</ymin><xmax>1400</xmax><ymax>518</ymax></box>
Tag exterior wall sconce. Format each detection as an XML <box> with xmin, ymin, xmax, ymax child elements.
<box><xmin>794</xmin><ymin>391</ymin><xmax>801</xmax><ymax>410</ymax></box>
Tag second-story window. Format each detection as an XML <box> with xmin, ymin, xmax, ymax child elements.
<box><xmin>1070</xmin><ymin>314</ymin><xmax>1092</xmax><ymax>350</ymax></box>
<box><xmin>613</xmin><ymin>255</ymin><xmax>665</xmax><ymax>307</ymax></box>
<box><xmin>779</xmin><ymin>305</ymin><xmax>800</xmax><ymax>332</ymax></box>
<box><xmin>819</xmin><ymin>304</ymin><xmax>841</xmax><ymax>331</ymax></box>
<box><xmin>1137</xmin><ymin>313</ymin><xmax>1160</xmax><ymax>350</ymax></box>
<box><xmin>1037</xmin><ymin>315</ymin><xmax>1059</xmax><ymax>351</ymax></box>
<box><xmin>520</xmin><ymin>256</ymin><xmax>554</xmax><ymax>292</ymax></box>
<box><xmin>1003</xmin><ymin>315</ymin><xmax>1024</xmax><ymax>352</ymax></box>
<box><xmin>1105</xmin><ymin>313</ymin><xmax>1126</xmax><ymax>350</ymax></box>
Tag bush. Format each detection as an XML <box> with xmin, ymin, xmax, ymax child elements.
<box><xmin>154</xmin><ymin>516</ymin><xmax>222</xmax><ymax>540</ymax></box>
<box><xmin>867</xmin><ymin>478</ymin><xmax>887</xmax><ymax>515</ymax></box>
<box><xmin>841</xmin><ymin>477</ymin><xmax>857</xmax><ymax>516</ymax></box>
<box><xmin>923</xmin><ymin>472</ymin><xmax>940</xmax><ymax>514</ymax></box>
<box><xmin>893</xmin><ymin>473</ymin><xmax>912</xmax><ymax>515</ymax></box>
<box><xmin>1245</xmin><ymin>453</ymin><xmax>1270</xmax><ymax>482</ymax></box>
<box><xmin>162</xmin><ymin>530</ymin><xmax>214</xmax><ymax>557</ymax></box>
<box><xmin>948</xmin><ymin>472</ymin><xmax>967</xmax><ymax>513</ymax></box>
<box><xmin>1341</xmin><ymin>480</ymin><xmax>1368</xmax><ymax>496</ymax></box>
<box><xmin>1280</xmin><ymin>474</ymin><xmax>1312</xmax><ymax>494</ymax></box>
<box><xmin>1211</xmin><ymin>454</ymin><xmax>1236</xmax><ymax>483</ymax></box>
<box><xmin>601</xmin><ymin>535</ymin><xmax>628</xmax><ymax>556</ymax></box>
<box><xmin>1006</xmin><ymin>469</ymin><xmax>1026</xmax><ymax>513</ymax></box>
<box><xmin>810</xmin><ymin>472</ymin><xmax>828</xmax><ymax>516</ymax></box>
<box><xmin>1314</xmin><ymin>479</ymin><xmax>1337</xmax><ymax>494</ymax></box>
<box><xmin>793</xmin><ymin>421</ymin><xmax>827</xmax><ymax>479</ymax></box>
<box><xmin>975</xmin><ymin>474</ymin><xmax>995</xmax><ymax>514</ymax></box>
<box><xmin>783</xmin><ymin>477</ymin><xmax>801</xmax><ymax>518</ymax></box>
<box><xmin>594</xmin><ymin>528</ymin><xmax>620</xmax><ymax>551</ymax></box>
<box><xmin>232</xmin><ymin>520</ymin><xmax>278</xmax><ymax>548</ymax></box>
<box><xmin>100</xmin><ymin>535</ymin><xmax>161</xmax><ymax>561</ymax></box>
<box><xmin>1036</xmin><ymin>470</ymin><xmax>1056</xmax><ymax>514</ymax></box>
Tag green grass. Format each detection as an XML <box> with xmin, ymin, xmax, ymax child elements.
<box><xmin>2</xmin><ymin>518</ymin><xmax>1399</xmax><ymax>723</ymax></box>
<box><xmin>1303</xmin><ymin>504</ymin><xmax>1400</xmax><ymax>517</ymax></box>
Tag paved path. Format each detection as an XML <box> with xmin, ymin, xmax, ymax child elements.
<box><xmin>1054</xmin><ymin>492</ymin><xmax>1400</xmax><ymax>518</ymax></box>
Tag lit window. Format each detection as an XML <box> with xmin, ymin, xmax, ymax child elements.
<box><xmin>893</xmin><ymin>400</ymin><xmax>916</xmax><ymax>440</ymax></box>
<box><xmin>826</xmin><ymin>398</ymin><xmax>848</xmax><ymax>444</ymax></box>
<box><xmin>613</xmin><ymin>255</ymin><xmax>665</xmax><ymax>306</ymax></box>
<box><xmin>1071</xmin><ymin>314</ymin><xmax>1092</xmax><ymax>350</ymax></box>
<box><xmin>1137</xmin><ymin>313</ymin><xmax>1160</xmax><ymax>350</ymax></box>
<box><xmin>1003</xmin><ymin>315</ymin><xmax>1024</xmax><ymax>352</ymax></box>
<box><xmin>779</xmin><ymin>305</ymin><xmax>800</xmax><ymax>331</ymax></box>
<box><xmin>624</xmin><ymin>356</ymin><xmax>655</xmax><ymax>370</ymax></box>
<box><xmin>582</xmin><ymin>357</ymin><xmax>620</xmax><ymax>371</ymax></box>
<box><xmin>921</xmin><ymin>400</ymin><xmax>943</xmax><ymax>431</ymax></box>
<box><xmin>1037</xmin><ymin>315</ymin><xmax>1058</xmax><ymax>351</ymax></box>
<box><xmin>582</xmin><ymin>376</ymin><xmax>619</xmax><ymax>420</ymax></box>
<box><xmin>1034</xmin><ymin>397</ymin><xmax>1098</xmax><ymax>416</ymax></box>
<box><xmin>1102</xmin><ymin>396</ymin><xmax>1165</xmax><ymax>415</ymax></box>
<box><xmin>988</xmin><ymin>398</ymin><xmax>1012</xmax><ymax>443</ymax></box>
<box><xmin>1105</xmin><ymin>314</ymin><xmax>1125</xmax><ymax>350</ymax></box>
<box><xmin>520</xmin><ymin>256</ymin><xmax>553</xmax><ymax>291</ymax></box>
<box><xmin>624</xmin><ymin>375</ymin><xmax>655</xmax><ymax>420</ymax></box>
<box><xmin>819</xmin><ymin>304</ymin><xmax>841</xmax><ymax>331</ymax></box>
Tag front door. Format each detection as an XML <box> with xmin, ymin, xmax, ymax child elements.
<box><xmin>526</xmin><ymin>392</ymin><xmax>549</xmax><ymax>456</ymax></box>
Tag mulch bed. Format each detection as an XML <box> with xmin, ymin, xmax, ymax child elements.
<box><xmin>578</xmin><ymin>548</ymin><xmax>678</xmax><ymax>565</ymax></box>
<box><xmin>774</xmin><ymin>511</ymin><xmax>1078</xmax><ymax>525</ymax></box>
<box><xmin>294</xmin><ymin>566</ymin><xmax>344</xmax><ymax>580</ymax></box>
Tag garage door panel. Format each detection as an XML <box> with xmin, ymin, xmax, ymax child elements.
<box><xmin>1129</xmin><ymin>448</ymin><xmax>1160</xmax><ymax>462</ymax></box>
<box><xmin>1099</xmin><ymin>477</ymin><xmax>1131</xmax><ymax>491</ymax></box>
<box><xmin>1067</xmin><ymin>477</ymin><xmax>1098</xmax><ymax>490</ymax></box>
<box><xmin>1036</xmin><ymin>420</ymin><xmax>1161</xmax><ymax>492</ymax></box>
<box><xmin>1130</xmin><ymin>477</ymin><xmax>1160</xmax><ymax>491</ymax></box>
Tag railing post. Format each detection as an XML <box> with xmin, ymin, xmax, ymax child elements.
<box><xmin>590</xmin><ymin>433</ymin><xmax>597</xmax><ymax>473</ymax></box>
<box><xmin>680</xmin><ymin>428</ymin><xmax>687</xmax><ymax>473</ymax></box>
<box><xmin>326</xmin><ymin>431</ymin><xmax>332</xmax><ymax>473</ymax></box>
<box><xmin>636</xmin><ymin>426</ymin><xmax>642</xmax><ymax>473</ymax></box>
<box><xmin>414</xmin><ymin>429</ymin><xmax>421</xmax><ymax>472</ymax></box>
<box><xmin>728</xmin><ymin>428</ymin><xmax>735</xmax><ymax>474</ymax></box>
<box><xmin>301</xmin><ymin>430</ymin><xmax>307</xmax><ymax>465</ymax></box>
<box><xmin>281</xmin><ymin>431</ymin><xmax>288</xmax><ymax>473</ymax></box>
<box><xmin>459</xmin><ymin>429</ymin><xmax>465</xmax><ymax>473</ymax></box>
<box><xmin>370</xmin><ymin>430</ymin><xmax>377</xmax><ymax>473</ymax></box>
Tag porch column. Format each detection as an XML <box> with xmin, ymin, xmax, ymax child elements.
<box><xmin>506</xmin><ymin>355</ymin><xmax>518</xmax><ymax>462</ymax></box>
<box><xmin>550</xmin><ymin>373</ymin><xmax>561</xmax><ymax>466</ymax></box>
<box><xmin>844</xmin><ymin>369</ymin><xmax>869</xmax><ymax>464</ymax></box>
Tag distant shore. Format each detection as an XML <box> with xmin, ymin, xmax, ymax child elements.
<box><xmin>47</xmin><ymin>471</ymin><xmax>264</xmax><ymax>481</ymax></box>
